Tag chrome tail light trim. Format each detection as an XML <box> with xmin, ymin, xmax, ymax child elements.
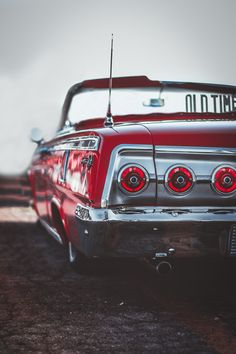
<box><xmin>101</xmin><ymin>144</ymin><xmax>153</xmax><ymax>208</ymax></box>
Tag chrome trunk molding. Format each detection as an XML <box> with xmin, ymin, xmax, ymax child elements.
<box><xmin>155</xmin><ymin>146</ymin><xmax>236</xmax><ymax>155</ymax></box>
<box><xmin>101</xmin><ymin>144</ymin><xmax>236</xmax><ymax>208</ymax></box>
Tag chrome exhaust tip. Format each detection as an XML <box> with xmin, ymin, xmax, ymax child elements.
<box><xmin>156</xmin><ymin>261</ymin><xmax>172</xmax><ymax>275</ymax></box>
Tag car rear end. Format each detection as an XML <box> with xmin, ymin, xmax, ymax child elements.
<box><xmin>65</xmin><ymin>77</ymin><xmax>236</xmax><ymax>261</ymax></box>
<box><xmin>75</xmin><ymin>120</ymin><xmax>236</xmax><ymax>260</ymax></box>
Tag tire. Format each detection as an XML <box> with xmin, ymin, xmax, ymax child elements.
<box><xmin>67</xmin><ymin>241</ymin><xmax>114</xmax><ymax>275</ymax></box>
<box><xmin>67</xmin><ymin>241</ymin><xmax>93</xmax><ymax>274</ymax></box>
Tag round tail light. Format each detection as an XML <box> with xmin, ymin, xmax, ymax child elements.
<box><xmin>212</xmin><ymin>166</ymin><xmax>236</xmax><ymax>194</ymax></box>
<box><xmin>165</xmin><ymin>165</ymin><xmax>194</xmax><ymax>194</ymax></box>
<box><xmin>118</xmin><ymin>165</ymin><xmax>149</xmax><ymax>193</ymax></box>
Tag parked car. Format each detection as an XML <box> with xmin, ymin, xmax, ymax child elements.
<box><xmin>29</xmin><ymin>76</ymin><xmax>236</xmax><ymax>273</ymax></box>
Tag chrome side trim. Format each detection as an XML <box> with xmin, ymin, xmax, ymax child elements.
<box><xmin>39</xmin><ymin>219</ymin><xmax>63</xmax><ymax>245</ymax></box>
<box><xmin>38</xmin><ymin>136</ymin><xmax>100</xmax><ymax>153</ymax></box>
<box><xmin>101</xmin><ymin>144</ymin><xmax>153</xmax><ymax>208</ymax></box>
<box><xmin>53</xmin><ymin>136</ymin><xmax>100</xmax><ymax>151</ymax></box>
<box><xmin>155</xmin><ymin>146</ymin><xmax>236</xmax><ymax>155</ymax></box>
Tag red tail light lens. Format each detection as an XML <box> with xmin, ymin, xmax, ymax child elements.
<box><xmin>212</xmin><ymin>166</ymin><xmax>236</xmax><ymax>194</ymax></box>
<box><xmin>165</xmin><ymin>166</ymin><xmax>194</xmax><ymax>194</ymax></box>
<box><xmin>118</xmin><ymin>165</ymin><xmax>149</xmax><ymax>193</ymax></box>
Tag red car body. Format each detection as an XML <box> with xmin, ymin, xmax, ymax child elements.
<box><xmin>29</xmin><ymin>76</ymin><xmax>236</xmax><ymax>270</ymax></box>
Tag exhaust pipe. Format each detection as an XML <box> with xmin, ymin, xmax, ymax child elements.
<box><xmin>156</xmin><ymin>261</ymin><xmax>172</xmax><ymax>275</ymax></box>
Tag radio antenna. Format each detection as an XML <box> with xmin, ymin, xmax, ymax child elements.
<box><xmin>104</xmin><ymin>34</ymin><xmax>114</xmax><ymax>127</ymax></box>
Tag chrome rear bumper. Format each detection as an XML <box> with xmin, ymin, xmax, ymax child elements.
<box><xmin>75</xmin><ymin>205</ymin><xmax>236</xmax><ymax>258</ymax></box>
<box><xmin>76</xmin><ymin>205</ymin><xmax>236</xmax><ymax>223</ymax></box>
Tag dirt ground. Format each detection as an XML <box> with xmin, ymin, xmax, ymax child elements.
<box><xmin>0</xmin><ymin>176</ymin><xmax>236</xmax><ymax>353</ymax></box>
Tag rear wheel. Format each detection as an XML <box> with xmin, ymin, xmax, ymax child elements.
<box><xmin>51</xmin><ymin>204</ymin><xmax>67</xmax><ymax>245</ymax></box>
<box><xmin>67</xmin><ymin>241</ymin><xmax>93</xmax><ymax>274</ymax></box>
<box><xmin>67</xmin><ymin>241</ymin><xmax>117</xmax><ymax>275</ymax></box>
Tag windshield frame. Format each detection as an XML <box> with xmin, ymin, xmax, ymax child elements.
<box><xmin>59</xmin><ymin>76</ymin><xmax>236</xmax><ymax>130</ymax></box>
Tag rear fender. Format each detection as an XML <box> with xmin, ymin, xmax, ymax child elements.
<box><xmin>50</xmin><ymin>197</ymin><xmax>69</xmax><ymax>241</ymax></box>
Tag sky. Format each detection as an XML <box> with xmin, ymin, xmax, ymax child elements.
<box><xmin>0</xmin><ymin>0</ymin><xmax>236</xmax><ymax>174</ymax></box>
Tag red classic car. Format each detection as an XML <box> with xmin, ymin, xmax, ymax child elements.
<box><xmin>29</xmin><ymin>76</ymin><xmax>236</xmax><ymax>273</ymax></box>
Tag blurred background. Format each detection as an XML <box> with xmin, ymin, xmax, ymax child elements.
<box><xmin>0</xmin><ymin>0</ymin><xmax>235</xmax><ymax>174</ymax></box>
